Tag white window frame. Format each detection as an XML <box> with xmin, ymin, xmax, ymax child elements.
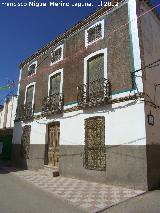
<box><xmin>28</xmin><ymin>61</ymin><xmax>37</xmax><ymax>76</ymax></box>
<box><xmin>50</xmin><ymin>44</ymin><xmax>64</xmax><ymax>66</ymax></box>
<box><xmin>85</xmin><ymin>19</ymin><xmax>104</xmax><ymax>47</ymax></box>
<box><xmin>83</xmin><ymin>48</ymin><xmax>107</xmax><ymax>85</ymax></box>
<box><xmin>24</xmin><ymin>82</ymin><xmax>36</xmax><ymax>110</ymax></box>
<box><xmin>48</xmin><ymin>69</ymin><xmax>63</xmax><ymax>96</ymax></box>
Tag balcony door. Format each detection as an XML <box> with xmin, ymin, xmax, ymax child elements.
<box><xmin>87</xmin><ymin>54</ymin><xmax>104</xmax><ymax>101</ymax></box>
<box><xmin>47</xmin><ymin>122</ymin><xmax>60</xmax><ymax>167</ymax></box>
<box><xmin>26</xmin><ymin>85</ymin><xmax>34</xmax><ymax>106</ymax></box>
<box><xmin>49</xmin><ymin>73</ymin><xmax>61</xmax><ymax>96</ymax></box>
<box><xmin>24</xmin><ymin>85</ymin><xmax>34</xmax><ymax>118</ymax></box>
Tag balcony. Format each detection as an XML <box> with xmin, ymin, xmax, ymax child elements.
<box><xmin>16</xmin><ymin>103</ymin><xmax>34</xmax><ymax>121</ymax></box>
<box><xmin>42</xmin><ymin>93</ymin><xmax>64</xmax><ymax>116</ymax></box>
<box><xmin>77</xmin><ymin>78</ymin><xmax>111</xmax><ymax>108</ymax></box>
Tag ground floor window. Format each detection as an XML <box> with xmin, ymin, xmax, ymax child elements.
<box><xmin>21</xmin><ymin>125</ymin><xmax>31</xmax><ymax>159</ymax></box>
<box><xmin>84</xmin><ymin>116</ymin><xmax>106</xmax><ymax>171</ymax></box>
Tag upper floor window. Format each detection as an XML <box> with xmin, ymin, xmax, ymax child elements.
<box><xmin>28</xmin><ymin>61</ymin><xmax>37</xmax><ymax>76</ymax></box>
<box><xmin>77</xmin><ymin>48</ymin><xmax>110</xmax><ymax>107</ymax></box>
<box><xmin>25</xmin><ymin>85</ymin><xmax>34</xmax><ymax>107</ymax></box>
<box><xmin>48</xmin><ymin>69</ymin><xmax>63</xmax><ymax>96</ymax></box>
<box><xmin>51</xmin><ymin>44</ymin><xmax>64</xmax><ymax>65</ymax></box>
<box><xmin>85</xmin><ymin>20</ymin><xmax>104</xmax><ymax>47</ymax></box>
<box><xmin>50</xmin><ymin>73</ymin><xmax>61</xmax><ymax>95</ymax></box>
<box><xmin>87</xmin><ymin>54</ymin><xmax>104</xmax><ymax>100</ymax></box>
<box><xmin>87</xmin><ymin>54</ymin><xmax>104</xmax><ymax>83</ymax></box>
<box><xmin>42</xmin><ymin>70</ymin><xmax>63</xmax><ymax>115</ymax></box>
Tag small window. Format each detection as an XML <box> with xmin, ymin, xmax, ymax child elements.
<box><xmin>51</xmin><ymin>45</ymin><xmax>63</xmax><ymax>64</ymax></box>
<box><xmin>28</xmin><ymin>62</ymin><xmax>37</xmax><ymax>76</ymax></box>
<box><xmin>88</xmin><ymin>24</ymin><xmax>102</xmax><ymax>43</ymax></box>
<box><xmin>85</xmin><ymin>20</ymin><xmax>104</xmax><ymax>47</ymax></box>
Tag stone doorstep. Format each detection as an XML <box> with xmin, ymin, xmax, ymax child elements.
<box><xmin>38</xmin><ymin>165</ymin><xmax>59</xmax><ymax>177</ymax></box>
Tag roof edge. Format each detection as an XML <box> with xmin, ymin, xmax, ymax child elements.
<box><xmin>19</xmin><ymin>0</ymin><xmax>125</xmax><ymax>69</ymax></box>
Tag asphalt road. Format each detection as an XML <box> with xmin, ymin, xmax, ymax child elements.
<box><xmin>0</xmin><ymin>168</ymin><xmax>84</xmax><ymax>213</ymax></box>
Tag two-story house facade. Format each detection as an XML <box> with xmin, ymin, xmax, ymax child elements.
<box><xmin>12</xmin><ymin>0</ymin><xmax>160</xmax><ymax>191</ymax></box>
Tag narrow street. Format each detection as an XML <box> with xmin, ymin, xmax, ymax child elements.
<box><xmin>0</xmin><ymin>166</ymin><xmax>145</xmax><ymax>213</ymax></box>
<box><xmin>0</xmin><ymin>168</ymin><xmax>83</xmax><ymax>213</ymax></box>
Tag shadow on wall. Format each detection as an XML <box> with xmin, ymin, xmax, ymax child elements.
<box><xmin>11</xmin><ymin>121</ymin><xmax>47</xmax><ymax>170</ymax></box>
<box><xmin>146</xmin><ymin>145</ymin><xmax>160</xmax><ymax>191</ymax></box>
<box><xmin>11</xmin><ymin>122</ymin><xmax>28</xmax><ymax>170</ymax></box>
<box><xmin>0</xmin><ymin>129</ymin><xmax>13</xmax><ymax>161</ymax></box>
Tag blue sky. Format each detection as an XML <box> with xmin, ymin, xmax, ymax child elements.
<box><xmin>0</xmin><ymin>0</ymin><xmax>159</xmax><ymax>104</ymax></box>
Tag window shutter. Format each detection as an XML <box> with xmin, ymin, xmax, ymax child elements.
<box><xmin>50</xmin><ymin>73</ymin><xmax>61</xmax><ymax>95</ymax></box>
<box><xmin>26</xmin><ymin>86</ymin><xmax>34</xmax><ymax>106</ymax></box>
<box><xmin>88</xmin><ymin>54</ymin><xmax>104</xmax><ymax>82</ymax></box>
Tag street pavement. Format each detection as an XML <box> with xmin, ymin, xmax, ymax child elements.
<box><xmin>0</xmin><ymin>168</ymin><xmax>84</xmax><ymax>213</ymax></box>
<box><xmin>101</xmin><ymin>190</ymin><xmax>160</xmax><ymax>213</ymax></box>
<box><xmin>0</xmin><ymin>166</ymin><xmax>145</xmax><ymax>213</ymax></box>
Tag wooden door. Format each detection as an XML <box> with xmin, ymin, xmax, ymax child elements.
<box><xmin>48</xmin><ymin>122</ymin><xmax>60</xmax><ymax>166</ymax></box>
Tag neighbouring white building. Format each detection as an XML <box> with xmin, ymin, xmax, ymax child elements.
<box><xmin>0</xmin><ymin>96</ymin><xmax>18</xmax><ymax>129</ymax></box>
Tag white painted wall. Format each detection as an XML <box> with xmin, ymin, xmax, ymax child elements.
<box><xmin>30</xmin><ymin>120</ymin><xmax>46</xmax><ymax>145</ymax></box>
<box><xmin>6</xmin><ymin>96</ymin><xmax>18</xmax><ymax>128</ymax></box>
<box><xmin>0</xmin><ymin>109</ymin><xmax>3</xmax><ymax>129</ymax></box>
<box><xmin>14</xmin><ymin>100</ymin><xmax>146</xmax><ymax>146</ymax></box>
<box><xmin>12</xmin><ymin>121</ymin><xmax>23</xmax><ymax>144</ymax></box>
<box><xmin>11</xmin><ymin>96</ymin><xmax>18</xmax><ymax>127</ymax></box>
<box><xmin>60</xmin><ymin>100</ymin><xmax>146</xmax><ymax>146</ymax></box>
<box><xmin>0</xmin><ymin>99</ymin><xmax>8</xmax><ymax>129</ymax></box>
<box><xmin>0</xmin><ymin>96</ymin><xmax>18</xmax><ymax>129</ymax></box>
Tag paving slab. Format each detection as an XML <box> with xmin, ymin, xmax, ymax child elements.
<box><xmin>1</xmin><ymin>166</ymin><xmax>145</xmax><ymax>213</ymax></box>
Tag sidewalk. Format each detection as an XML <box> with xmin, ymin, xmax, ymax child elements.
<box><xmin>0</xmin><ymin>166</ymin><xmax>145</xmax><ymax>213</ymax></box>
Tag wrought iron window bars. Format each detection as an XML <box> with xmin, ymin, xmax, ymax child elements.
<box><xmin>77</xmin><ymin>78</ymin><xmax>111</xmax><ymax>107</ymax></box>
<box><xmin>42</xmin><ymin>93</ymin><xmax>64</xmax><ymax>116</ymax></box>
<box><xmin>87</xmin><ymin>23</ymin><xmax>102</xmax><ymax>43</ymax></box>
<box><xmin>16</xmin><ymin>102</ymin><xmax>34</xmax><ymax>121</ymax></box>
<box><xmin>84</xmin><ymin>116</ymin><xmax>106</xmax><ymax>171</ymax></box>
<box><xmin>28</xmin><ymin>64</ymin><xmax>36</xmax><ymax>76</ymax></box>
<box><xmin>51</xmin><ymin>47</ymin><xmax>62</xmax><ymax>63</ymax></box>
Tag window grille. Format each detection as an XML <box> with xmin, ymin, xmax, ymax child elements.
<box><xmin>88</xmin><ymin>24</ymin><xmax>102</xmax><ymax>43</ymax></box>
<box><xmin>51</xmin><ymin>47</ymin><xmax>62</xmax><ymax>63</ymax></box>
<box><xmin>21</xmin><ymin>125</ymin><xmax>31</xmax><ymax>159</ymax></box>
<box><xmin>84</xmin><ymin>116</ymin><xmax>106</xmax><ymax>171</ymax></box>
<box><xmin>28</xmin><ymin>63</ymin><xmax>36</xmax><ymax>76</ymax></box>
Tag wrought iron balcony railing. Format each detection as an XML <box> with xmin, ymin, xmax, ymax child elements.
<box><xmin>42</xmin><ymin>93</ymin><xmax>64</xmax><ymax>116</ymax></box>
<box><xmin>16</xmin><ymin>103</ymin><xmax>34</xmax><ymax>121</ymax></box>
<box><xmin>77</xmin><ymin>78</ymin><xmax>111</xmax><ymax>107</ymax></box>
